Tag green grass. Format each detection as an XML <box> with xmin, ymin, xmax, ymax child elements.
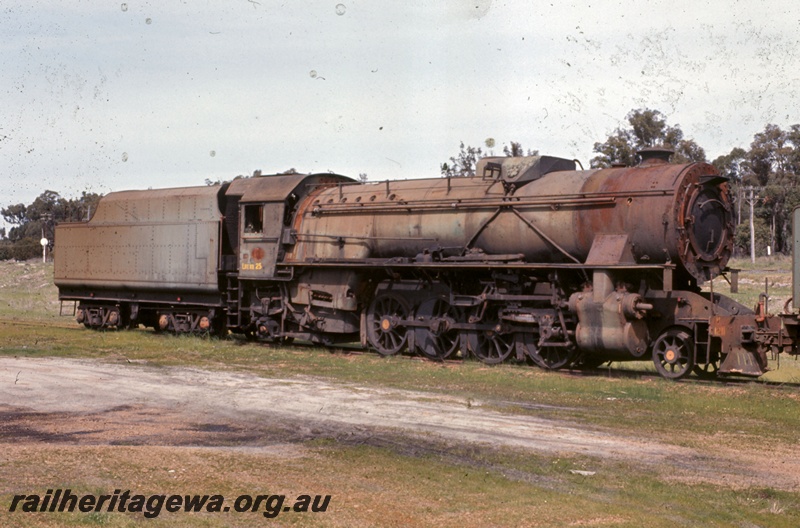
<box><xmin>1</xmin><ymin>441</ymin><xmax>799</xmax><ymax>527</ymax></box>
<box><xmin>0</xmin><ymin>261</ymin><xmax>61</xmax><ymax>322</ymax></box>
<box><xmin>709</xmin><ymin>256</ymin><xmax>793</xmax><ymax>310</ymax></box>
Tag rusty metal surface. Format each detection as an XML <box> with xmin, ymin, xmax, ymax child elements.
<box><xmin>710</xmin><ymin>314</ymin><xmax>769</xmax><ymax>376</ymax></box>
<box><xmin>575</xmin><ymin>159</ymin><xmax>733</xmax><ymax>282</ymax></box>
<box><xmin>583</xmin><ymin>234</ymin><xmax>635</xmax><ymax>265</ymax></box>
<box><xmin>54</xmin><ymin>186</ymin><xmax>224</xmax><ymax>293</ymax></box>
<box><xmin>285</xmin><ymin>158</ymin><xmax>733</xmax><ymax>285</ymax></box>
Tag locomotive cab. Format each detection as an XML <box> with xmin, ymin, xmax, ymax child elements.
<box><xmin>239</xmin><ymin>200</ymin><xmax>285</xmax><ymax>278</ymax></box>
<box><xmin>226</xmin><ymin>173</ymin><xmax>353</xmax><ymax>279</ymax></box>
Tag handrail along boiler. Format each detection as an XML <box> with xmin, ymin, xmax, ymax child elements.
<box><xmin>54</xmin><ymin>149</ymin><xmax>800</xmax><ymax>379</ymax></box>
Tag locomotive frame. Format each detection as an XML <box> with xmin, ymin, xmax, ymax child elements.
<box><xmin>54</xmin><ymin>150</ymin><xmax>799</xmax><ymax>380</ymax></box>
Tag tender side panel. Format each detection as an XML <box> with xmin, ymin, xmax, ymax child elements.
<box><xmin>54</xmin><ymin>221</ymin><xmax>220</xmax><ymax>293</ymax></box>
<box><xmin>54</xmin><ymin>185</ymin><xmax>223</xmax><ymax>294</ymax></box>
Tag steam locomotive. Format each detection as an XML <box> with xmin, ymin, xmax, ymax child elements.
<box><xmin>54</xmin><ymin>148</ymin><xmax>799</xmax><ymax>379</ymax></box>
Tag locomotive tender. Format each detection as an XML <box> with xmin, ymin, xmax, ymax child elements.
<box><xmin>54</xmin><ymin>149</ymin><xmax>798</xmax><ymax>379</ymax></box>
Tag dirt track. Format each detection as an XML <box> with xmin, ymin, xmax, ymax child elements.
<box><xmin>2</xmin><ymin>356</ymin><xmax>798</xmax><ymax>491</ymax></box>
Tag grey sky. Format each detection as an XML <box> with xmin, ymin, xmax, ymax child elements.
<box><xmin>2</xmin><ymin>0</ymin><xmax>799</xmax><ymax>210</ymax></box>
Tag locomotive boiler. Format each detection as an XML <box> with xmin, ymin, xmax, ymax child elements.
<box><xmin>54</xmin><ymin>149</ymin><xmax>796</xmax><ymax>379</ymax></box>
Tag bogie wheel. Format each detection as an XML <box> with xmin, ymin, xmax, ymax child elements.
<box><xmin>212</xmin><ymin>317</ymin><xmax>229</xmax><ymax>338</ymax></box>
<box><xmin>366</xmin><ymin>293</ymin><xmax>411</xmax><ymax>356</ymax></box>
<box><xmin>574</xmin><ymin>355</ymin><xmax>608</xmax><ymax>370</ymax></box>
<box><xmin>466</xmin><ymin>310</ymin><xmax>514</xmax><ymax>365</ymax></box>
<box><xmin>652</xmin><ymin>328</ymin><xmax>695</xmax><ymax>380</ymax></box>
<box><xmin>414</xmin><ymin>298</ymin><xmax>463</xmax><ymax>361</ymax></box>
<box><xmin>692</xmin><ymin>359</ymin><xmax>720</xmax><ymax>379</ymax></box>
<box><xmin>517</xmin><ymin>332</ymin><xmax>577</xmax><ymax>370</ymax></box>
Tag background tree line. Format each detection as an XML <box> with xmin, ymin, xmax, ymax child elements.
<box><xmin>0</xmin><ymin>190</ymin><xmax>102</xmax><ymax>260</ymax></box>
<box><xmin>2</xmin><ymin>108</ymin><xmax>797</xmax><ymax>260</ymax></box>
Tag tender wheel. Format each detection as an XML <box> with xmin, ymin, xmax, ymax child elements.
<box><xmin>652</xmin><ymin>328</ymin><xmax>694</xmax><ymax>380</ymax></box>
<box><xmin>414</xmin><ymin>298</ymin><xmax>463</xmax><ymax>360</ymax></box>
<box><xmin>517</xmin><ymin>332</ymin><xmax>577</xmax><ymax>370</ymax></box>
<box><xmin>366</xmin><ymin>294</ymin><xmax>411</xmax><ymax>356</ymax></box>
<box><xmin>466</xmin><ymin>310</ymin><xmax>514</xmax><ymax>364</ymax></box>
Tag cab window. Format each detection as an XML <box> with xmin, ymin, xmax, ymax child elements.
<box><xmin>243</xmin><ymin>204</ymin><xmax>263</xmax><ymax>235</ymax></box>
